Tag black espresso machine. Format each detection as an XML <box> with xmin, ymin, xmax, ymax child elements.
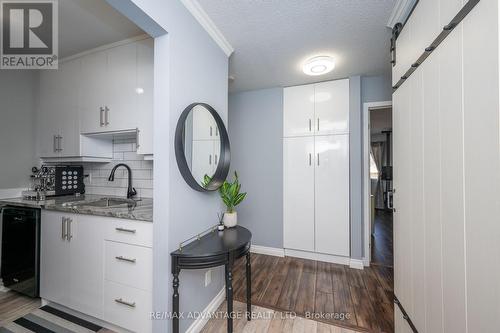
<box><xmin>23</xmin><ymin>165</ymin><xmax>85</xmax><ymax>199</ymax></box>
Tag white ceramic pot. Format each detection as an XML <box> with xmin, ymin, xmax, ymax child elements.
<box><xmin>223</xmin><ymin>211</ymin><xmax>237</xmax><ymax>228</ymax></box>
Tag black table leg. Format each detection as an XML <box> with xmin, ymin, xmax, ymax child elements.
<box><xmin>246</xmin><ymin>252</ymin><xmax>251</xmax><ymax>321</ymax></box>
<box><xmin>226</xmin><ymin>256</ymin><xmax>234</xmax><ymax>333</ymax></box>
<box><xmin>172</xmin><ymin>263</ymin><xmax>180</xmax><ymax>333</ymax></box>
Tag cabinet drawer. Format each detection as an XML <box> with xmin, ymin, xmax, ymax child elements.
<box><xmin>105</xmin><ymin>218</ymin><xmax>153</xmax><ymax>247</ymax></box>
<box><xmin>104</xmin><ymin>281</ymin><xmax>152</xmax><ymax>333</ymax></box>
<box><xmin>105</xmin><ymin>241</ymin><xmax>152</xmax><ymax>291</ymax></box>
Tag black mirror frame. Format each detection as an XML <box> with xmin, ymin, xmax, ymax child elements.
<box><xmin>175</xmin><ymin>103</ymin><xmax>231</xmax><ymax>192</ymax></box>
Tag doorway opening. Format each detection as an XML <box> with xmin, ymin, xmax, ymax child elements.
<box><xmin>363</xmin><ymin>101</ymin><xmax>393</xmax><ymax>268</ymax></box>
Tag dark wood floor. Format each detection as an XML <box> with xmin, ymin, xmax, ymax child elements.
<box><xmin>233</xmin><ymin>254</ymin><xmax>394</xmax><ymax>333</ymax></box>
<box><xmin>371</xmin><ymin>210</ymin><xmax>394</xmax><ymax>267</ymax></box>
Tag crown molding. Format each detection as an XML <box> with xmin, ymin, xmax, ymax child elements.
<box><xmin>387</xmin><ymin>0</ymin><xmax>418</xmax><ymax>28</ymax></box>
<box><xmin>181</xmin><ymin>0</ymin><xmax>234</xmax><ymax>57</ymax></box>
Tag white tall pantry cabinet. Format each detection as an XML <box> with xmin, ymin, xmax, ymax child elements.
<box><xmin>392</xmin><ymin>0</ymin><xmax>500</xmax><ymax>332</ymax></box>
<box><xmin>283</xmin><ymin>79</ymin><xmax>350</xmax><ymax>258</ymax></box>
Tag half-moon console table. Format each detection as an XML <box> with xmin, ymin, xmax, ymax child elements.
<box><xmin>170</xmin><ymin>226</ymin><xmax>252</xmax><ymax>333</ymax></box>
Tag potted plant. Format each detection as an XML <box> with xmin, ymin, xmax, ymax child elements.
<box><xmin>204</xmin><ymin>171</ymin><xmax>247</xmax><ymax>228</ymax></box>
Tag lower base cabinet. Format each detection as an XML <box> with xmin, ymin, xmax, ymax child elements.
<box><xmin>40</xmin><ymin>211</ymin><xmax>152</xmax><ymax>332</ymax></box>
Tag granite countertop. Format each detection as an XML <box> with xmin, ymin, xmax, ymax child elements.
<box><xmin>0</xmin><ymin>194</ymin><xmax>153</xmax><ymax>222</ymax></box>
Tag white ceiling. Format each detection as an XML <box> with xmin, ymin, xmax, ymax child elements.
<box><xmin>59</xmin><ymin>0</ymin><xmax>145</xmax><ymax>58</ymax></box>
<box><xmin>197</xmin><ymin>0</ymin><xmax>396</xmax><ymax>92</ymax></box>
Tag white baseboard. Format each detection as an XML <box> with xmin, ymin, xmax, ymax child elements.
<box><xmin>349</xmin><ymin>259</ymin><xmax>365</xmax><ymax>270</ymax></box>
<box><xmin>362</xmin><ymin>257</ymin><xmax>370</xmax><ymax>267</ymax></box>
<box><xmin>0</xmin><ymin>188</ymin><xmax>24</xmax><ymax>199</ymax></box>
<box><xmin>284</xmin><ymin>249</ymin><xmax>351</xmax><ymax>266</ymax></box>
<box><xmin>186</xmin><ymin>287</ymin><xmax>226</xmax><ymax>333</ymax></box>
<box><xmin>250</xmin><ymin>245</ymin><xmax>285</xmax><ymax>257</ymax></box>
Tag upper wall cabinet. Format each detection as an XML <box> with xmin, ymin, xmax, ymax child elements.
<box><xmin>80</xmin><ymin>39</ymin><xmax>154</xmax><ymax>145</ymax></box>
<box><xmin>38</xmin><ymin>37</ymin><xmax>154</xmax><ymax>160</ymax></box>
<box><xmin>283</xmin><ymin>79</ymin><xmax>350</xmax><ymax>137</ymax></box>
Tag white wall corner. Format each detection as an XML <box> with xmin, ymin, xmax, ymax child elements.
<box><xmin>251</xmin><ymin>245</ymin><xmax>285</xmax><ymax>257</ymax></box>
<box><xmin>387</xmin><ymin>0</ymin><xmax>418</xmax><ymax>28</ymax></box>
<box><xmin>180</xmin><ymin>0</ymin><xmax>234</xmax><ymax>57</ymax></box>
<box><xmin>185</xmin><ymin>287</ymin><xmax>226</xmax><ymax>333</ymax></box>
<box><xmin>349</xmin><ymin>259</ymin><xmax>365</xmax><ymax>270</ymax></box>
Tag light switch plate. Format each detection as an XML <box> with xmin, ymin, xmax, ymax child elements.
<box><xmin>204</xmin><ymin>269</ymin><xmax>212</xmax><ymax>287</ymax></box>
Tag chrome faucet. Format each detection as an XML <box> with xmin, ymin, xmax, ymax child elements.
<box><xmin>108</xmin><ymin>163</ymin><xmax>137</xmax><ymax>199</ymax></box>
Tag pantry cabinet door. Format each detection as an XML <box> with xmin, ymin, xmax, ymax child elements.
<box><xmin>283</xmin><ymin>85</ymin><xmax>315</xmax><ymax>137</ymax></box>
<box><xmin>314</xmin><ymin>79</ymin><xmax>350</xmax><ymax>135</ymax></box>
<box><xmin>283</xmin><ymin>136</ymin><xmax>315</xmax><ymax>252</ymax></box>
<box><xmin>314</xmin><ymin>134</ymin><xmax>350</xmax><ymax>256</ymax></box>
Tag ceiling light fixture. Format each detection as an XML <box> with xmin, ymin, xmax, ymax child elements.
<box><xmin>303</xmin><ymin>56</ymin><xmax>335</xmax><ymax>76</ymax></box>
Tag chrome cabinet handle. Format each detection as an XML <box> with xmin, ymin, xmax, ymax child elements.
<box><xmin>115</xmin><ymin>227</ymin><xmax>136</xmax><ymax>234</ymax></box>
<box><xmin>215</xmin><ymin>127</ymin><xmax>218</xmax><ymax>136</ymax></box>
<box><xmin>317</xmin><ymin>118</ymin><xmax>320</xmax><ymax>132</ymax></box>
<box><xmin>309</xmin><ymin>153</ymin><xmax>312</xmax><ymax>166</ymax></box>
<box><xmin>58</xmin><ymin>135</ymin><xmax>62</xmax><ymax>152</ymax></box>
<box><xmin>209</xmin><ymin>154</ymin><xmax>212</xmax><ymax>165</ymax></box>
<box><xmin>136</xmin><ymin>128</ymin><xmax>140</xmax><ymax>149</ymax></box>
<box><xmin>100</xmin><ymin>107</ymin><xmax>104</xmax><ymax>127</ymax></box>
<box><xmin>61</xmin><ymin>217</ymin><xmax>67</xmax><ymax>240</ymax></box>
<box><xmin>53</xmin><ymin>135</ymin><xmax>58</xmax><ymax>153</ymax></box>
<box><xmin>115</xmin><ymin>298</ymin><xmax>136</xmax><ymax>308</ymax></box>
<box><xmin>309</xmin><ymin>119</ymin><xmax>312</xmax><ymax>132</ymax></box>
<box><xmin>210</xmin><ymin>126</ymin><xmax>213</xmax><ymax>137</ymax></box>
<box><xmin>317</xmin><ymin>153</ymin><xmax>320</xmax><ymax>166</ymax></box>
<box><xmin>105</xmin><ymin>106</ymin><xmax>110</xmax><ymax>125</ymax></box>
<box><xmin>115</xmin><ymin>256</ymin><xmax>137</xmax><ymax>263</ymax></box>
<box><xmin>67</xmin><ymin>218</ymin><xmax>72</xmax><ymax>241</ymax></box>
<box><xmin>215</xmin><ymin>155</ymin><xmax>218</xmax><ymax>165</ymax></box>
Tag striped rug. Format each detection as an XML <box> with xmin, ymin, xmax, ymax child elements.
<box><xmin>0</xmin><ymin>306</ymin><xmax>114</xmax><ymax>333</ymax></box>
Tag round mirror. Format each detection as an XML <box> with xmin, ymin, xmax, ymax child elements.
<box><xmin>175</xmin><ymin>103</ymin><xmax>230</xmax><ymax>192</ymax></box>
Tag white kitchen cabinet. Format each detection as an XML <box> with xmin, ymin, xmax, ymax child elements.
<box><xmin>106</xmin><ymin>42</ymin><xmax>138</xmax><ymax>132</ymax></box>
<box><xmin>40</xmin><ymin>211</ymin><xmax>104</xmax><ymax>318</ymax></box>
<box><xmin>283</xmin><ymin>136</ymin><xmax>315</xmax><ymax>252</ymax></box>
<box><xmin>136</xmin><ymin>38</ymin><xmax>154</xmax><ymax>156</ymax></box>
<box><xmin>80</xmin><ymin>50</ymin><xmax>108</xmax><ymax>134</ymax></box>
<box><xmin>40</xmin><ymin>211</ymin><xmax>153</xmax><ymax>332</ymax></box>
<box><xmin>314</xmin><ymin>134</ymin><xmax>350</xmax><ymax>256</ymax></box>
<box><xmin>314</xmin><ymin>80</ymin><xmax>350</xmax><ymax>135</ymax></box>
<box><xmin>40</xmin><ymin>211</ymin><xmax>71</xmax><ymax>306</ymax></box>
<box><xmin>37</xmin><ymin>59</ymin><xmax>80</xmax><ymax>158</ymax></box>
<box><xmin>283</xmin><ymin>84</ymin><xmax>315</xmax><ymax>137</ymax></box>
<box><xmin>69</xmin><ymin>214</ymin><xmax>105</xmax><ymax>318</ymax></box>
<box><xmin>79</xmin><ymin>39</ymin><xmax>154</xmax><ymax>137</ymax></box>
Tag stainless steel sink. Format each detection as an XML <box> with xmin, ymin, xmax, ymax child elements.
<box><xmin>71</xmin><ymin>197</ymin><xmax>139</xmax><ymax>208</ymax></box>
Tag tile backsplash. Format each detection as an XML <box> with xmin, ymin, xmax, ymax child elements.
<box><xmin>83</xmin><ymin>138</ymin><xmax>153</xmax><ymax>198</ymax></box>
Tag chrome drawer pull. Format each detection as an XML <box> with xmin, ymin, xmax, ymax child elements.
<box><xmin>115</xmin><ymin>298</ymin><xmax>136</xmax><ymax>308</ymax></box>
<box><xmin>115</xmin><ymin>256</ymin><xmax>136</xmax><ymax>263</ymax></box>
<box><xmin>115</xmin><ymin>227</ymin><xmax>136</xmax><ymax>234</ymax></box>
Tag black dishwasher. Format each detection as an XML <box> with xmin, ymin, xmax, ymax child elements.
<box><xmin>1</xmin><ymin>206</ymin><xmax>40</xmax><ymax>297</ymax></box>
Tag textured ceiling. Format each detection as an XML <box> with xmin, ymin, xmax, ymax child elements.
<box><xmin>198</xmin><ymin>0</ymin><xmax>396</xmax><ymax>92</ymax></box>
<box><xmin>59</xmin><ymin>0</ymin><xmax>144</xmax><ymax>58</ymax></box>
